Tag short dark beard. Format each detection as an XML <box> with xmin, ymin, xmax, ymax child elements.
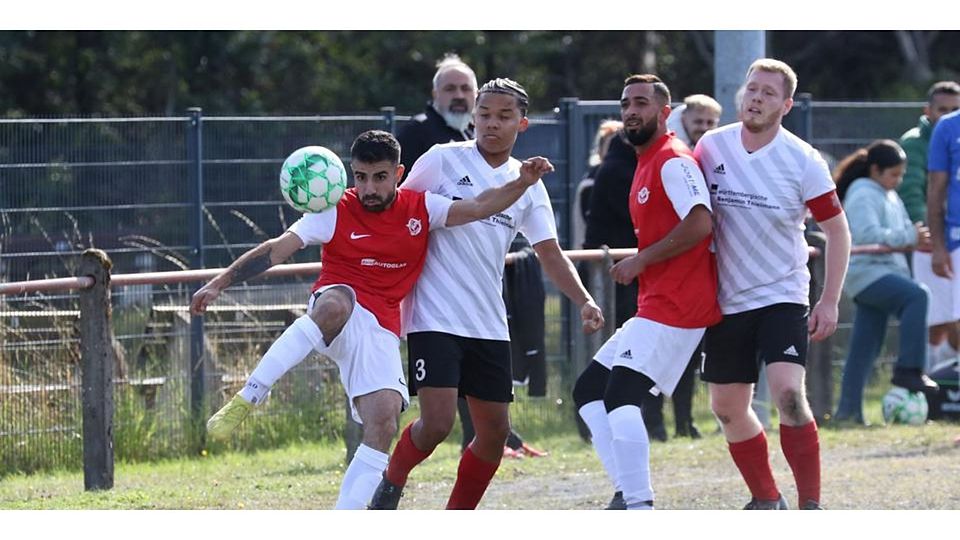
<box><xmin>361</xmin><ymin>190</ymin><xmax>396</xmax><ymax>213</ymax></box>
<box><xmin>625</xmin><ymin>116</ymin><xmax>658</xmax><ymax>147</ymax></box>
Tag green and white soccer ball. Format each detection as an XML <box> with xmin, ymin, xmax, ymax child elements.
<box><xmin>882</xmin><ymin>387</ymin><xmax>928</xmax><ymax>425</ymax></box>
<box><xmin>279</xmin><ymin>146</ymin><xmax>347</xmax><ymax>213</ymax></box>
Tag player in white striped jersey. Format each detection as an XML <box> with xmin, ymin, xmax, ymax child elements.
<box><xmin>370</xmin><ymin>78</ymin><xmax>604</xmax><ymax>510</ymax></box>
<box><xmin>694</xmin><ymin>59</ymin><xmax>851</xmax><ymax>510</ymax></box>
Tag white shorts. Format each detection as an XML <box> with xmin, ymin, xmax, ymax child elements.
<box><xmin>308</xmin><ymin>284</ymin><xmax>409</xmax><ymax>424</ymax></box>
<box><xmin>913</xmin><ymin>250</ymin><xmax>956</xmax><ymax>325</ymax></box>
<box><xmin>592</xmin><ymin>317</ymin><xmax>705</xmax><ymax>397</ymax></box>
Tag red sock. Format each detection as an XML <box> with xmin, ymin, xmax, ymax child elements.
<box><xmin>728</xmin><ymin>431</ymin><xmax>779</xmax><ymax>501</ymax></box>
<box><xmin>780</xmin><ymin>421</ymin><xmax>821</xmax><ymax>505</ymax></box>
<box><xmin>384</xmin><ymin>422</ymin><xmax>432</xmax><ymax>488</ymax></box>
<box><xmin>445</xmin><ymin>446</ymin><xmax>500</xmax><ymax>510</ymax></box>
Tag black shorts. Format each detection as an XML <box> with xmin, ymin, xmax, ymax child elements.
<box><xmin>702</xmin><ymin>303</ymin><xmax>809</xmax><ymax>384</ymax></box>
<box><xmin>406</xmin><ymin>331</ymin><xmax>514</xmax><ymax>403</ymax></box>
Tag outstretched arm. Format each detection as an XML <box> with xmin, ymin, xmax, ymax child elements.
<box><xmin>190</xmin><ymin>231</ymin><xmax>304</xmax><ymax>315</ymax></box>
<box><xmin>445</xmin><ymin>157</ymin><xmax>554</xmax><ymax>227</ymax></box>
<box><xmin>609</xmin><ymin>205</ymin><xmax>713</xmax><ymax>285</ymax></box>
<box><xmin>808</xmin><ymin>211</ymin><xmax>851</xmax><ymax>341</ymax></box>
<box><xmin>532</xmin><ymin>238</ymin><xmax>604</xmax><ymax>334</ymax></box>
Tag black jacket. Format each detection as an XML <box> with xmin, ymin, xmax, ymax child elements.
<box><xmin>397</xmin><ymin>105</ymin><xmax>474</xmax><ymax>181</ymax></box>
<box><xmin>583</xmin><ymin>133</ymin><xmax>638</xmax><ymax>249</ymax></box>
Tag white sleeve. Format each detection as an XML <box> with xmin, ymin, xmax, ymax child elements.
<box><xmin>424</xmin><ymin>191</ymin><xmax>454</xmax><ymax>231</ymax></box>
<box><xmin>402</xmin><ymin>145</ymin><xmax>443</xmax><ymax>194</ymax></box>
<box><xmin>801</xmin><ymin>149</ymin><xmax>836</xmax><ymax>202</ymax></box>
<box><xmin>287</xmin><ymin>207</ymin><xmax>337</xmax><ymax>246</ymax></box>
<box><xmin>518</xmin><ymin>182</ymin><xmax>558</xmax><ymax>245</ymax></box>
<box><xmin>661</xmin><ymin>157</ymin><xmax>712</xmax><ymax>219</ymax></box>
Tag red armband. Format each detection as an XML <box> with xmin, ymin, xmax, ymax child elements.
<box><xmin>806</xmin><ymin>190</ymin><xmax>843</xmax><ymax>222</ymax></box>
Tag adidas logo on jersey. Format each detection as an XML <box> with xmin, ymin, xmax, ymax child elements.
<box><xmin>619</xmin><ymin>349</ymin><xmax>633</xmax><ymax>359</ymax></box>
<box><xmin>783</xmin><ymin>345</ymin><xmax>799</xmax><ymax>357</ymax></box>
<box><xmin>713</xmin><ymin>163</ymin><xmax>726</xmax><ymax>175</ymax></box>
<box><xmin>457</xmin><ymin>175</ymin><xmax>473</xmax><ymax>186</ymax></box>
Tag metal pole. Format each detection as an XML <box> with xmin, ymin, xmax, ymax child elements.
<box><xmin>714</xmin><ymin>31</ymin><xmax>766</xmax><ymax>126</ymax></box>
<box><xmin>186</xmin><ymin>107</ymin><xmax>207</xmax><ymax>452</ymax></box>
<box><xmin>381</xmin><ymin>106</ymin><xmax>396</xmax><ymax>135</ymax></box>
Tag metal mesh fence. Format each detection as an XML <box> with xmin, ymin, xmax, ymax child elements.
<box><xmin>0</xmin><ymin>101</ymin><xmax>933</xmax><ymax>475</ymax></box>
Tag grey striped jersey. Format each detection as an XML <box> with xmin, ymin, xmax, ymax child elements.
<box><xmin>399</xmin><ymin>140</ymin><xmax>557</xmax><ymax>340</ymax></box>
<box><xmin>694</xmin><ymin>123</ymin><xmax>834</xmax><ymax>315</ymax></box>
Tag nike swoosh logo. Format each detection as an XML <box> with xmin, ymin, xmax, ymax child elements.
<box><xmin>350</xmin><ymin>232</ymin><xmax>371</xmax><ymax>240</ymax></box>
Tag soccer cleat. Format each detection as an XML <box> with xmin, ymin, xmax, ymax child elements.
<box><xmin>605</xmin><ymin>491</ymin><xmax>627</xmax><ymax>510</ymax></box>
<box><xmin>520</xmin><ymin>442</ymin><xmax>549</xmax><ymax>458</ymax></box>
<box><xmin>801</xmin><ymin>500</ymin><xmax>824</xmax><ymax>510</ymax></box>
<box><xmin>206</xmin><ymin>394</ymin><xmax>253</xmax><ymax>442</ymax></box>
<box><xmin>368</xmin><ymin>476</ymin><xmax>403</xmax><ymax>510</ymax></box>
<box><xmin>648</xmin><ymin>424</ymin><xmax>668</xmax><ymax>442</ymax></box>
<box><xmin>743</xmin><ymin>493</ymin><xmax>789</xmax><ymax>510</ymax></box>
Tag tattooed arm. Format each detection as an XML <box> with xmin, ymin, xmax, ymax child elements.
<box><xmin>190</xmin><ymin>231</ymin><xmax>305</xmax><ymax>315</ymax></box>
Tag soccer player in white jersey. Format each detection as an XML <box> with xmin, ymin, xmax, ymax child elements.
<box><xmin>370</xmin><ymin>78</ymin><xmax>605</xmax><ymax>510</ymax></box>
<box><xmin>694</xmin><ymin>59</ymin><xmax>851</xmax><ymax>510</ymax></box>
<box><xmin>572</xmin><ymin>74</ymin><xmax>721</xmax><ymax>510</ymax></box>
<box><xmin>191</xmin><ymin>130</ymin><xmax>554</xmax><ymax>509</ymax></box>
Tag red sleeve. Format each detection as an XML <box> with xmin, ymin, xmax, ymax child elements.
<box><xmin>806</xmin><ymin>190</ymin><xmax>843</xmax><ymax>222</ymax></box>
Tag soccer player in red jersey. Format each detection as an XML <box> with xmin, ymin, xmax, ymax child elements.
<box><xmin>572</xmin><ymin>74</ymin><xmax>721</xmax><ymax>510</ymax></box>
<box><xmin>191</xmin><ymin>130</ymin><xmax>553</xmax><ymax>509</ymax></box>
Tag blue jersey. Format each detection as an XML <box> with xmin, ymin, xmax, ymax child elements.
<box><xmin>928</xmin><ymin>110</ymin><xmax>960</xmax><ymax>251</ymax></box>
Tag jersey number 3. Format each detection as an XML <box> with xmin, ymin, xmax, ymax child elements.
<box><xmin>415</xmin><ymin>358</ymin><xmax>427</xmax><ymax>382</ymax></box>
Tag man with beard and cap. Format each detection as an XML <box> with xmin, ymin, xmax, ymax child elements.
<box><xmin>195</xmin><ymin>130</ymin><xmax>554</xmax><ymax>509</ymax></box>
<box><xmin>398</xmin><ymin>53</ymin><xmax>477</xmax><ymax>181</ymax></box>
<box><xmin>572</xmin><ymin>74</ymin><xmax>721</xmax><ymax>510</ymax></box>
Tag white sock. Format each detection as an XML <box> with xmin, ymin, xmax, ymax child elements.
<box><xmin>335</xmin><ymin>444</ymin><xmax>389</xmax><ymax>510</ymax></box>
<box><xmin>939</xmin><ymin>342</ymin><xmax>958</xmax><ymax>362</ymax></box>
<box><xmin>608</xmin><ymin>405</ymin><xmax>654</xmax><ymax>508</ymax></box>
<box><xmin>240</xmin><ymin>315</ymin><xmax>325</xmax><ymax>404</ymax></box>
<box><xmin>578</xmin><ymin>400</ymin><xmax>620</xmax><ymax>491</ymax></box>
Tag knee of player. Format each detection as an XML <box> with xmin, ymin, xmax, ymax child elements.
<box><xmin>309</xmin><ymin>288</ymin><xmax>354</xmax><ymax>329</ymax></box>
<box><xmin>774</xmin><ymin>387</ymin><xmax>808</xmax><ymax>419</ymax></box>
<box><xmin>709</xmin><ymin>393</ymin><xmax>745</xmax><ymax>420</ymax></box>
<box><xmin>573</xmin><ymin>362</ymin><xmax>610</xmax><ymax>409</ymax></box>
<box><xmin>602</xmin><ymin>368</ymin><xmax>654</xmax><ymax>413</ymax></box>
<box><xmin>418</xmin><ymin>415</ymin><xmax>456</xmax><ymax>443</ymax></box>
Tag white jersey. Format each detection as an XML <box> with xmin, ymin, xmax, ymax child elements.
<box><xmin>694</xmin><ymin>123</ymin><xmax>834</xmax><ymax>315</ymax></box>
<box><xmin>400</xmin><ymin>140</ymin><xmax>557</xmax><ymax>340</ymax></box>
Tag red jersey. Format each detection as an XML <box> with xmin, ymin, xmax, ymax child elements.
<box><xmin>629</xmin><ymin>133</ymin><xmax>722</xmax><ymax>328</ymax></box>
<box><xmin>312</xmin><ymin>188</ymin><xmax>435</xmax><ymax>337</ymax></box>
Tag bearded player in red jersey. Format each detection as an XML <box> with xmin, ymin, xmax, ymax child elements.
<box><xmin>572</xmin><ymin>74</ymin><xmax>721</xmax><ymax>510</ymax></box>
<box><xmin>191</xmin><ymin>130</ymin><xmax>553</xmax><ymax>509</ymax></box>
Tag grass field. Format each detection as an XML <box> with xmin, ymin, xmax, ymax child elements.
<box><xmin>2</xmin><ymin>421</ymin><xmax>959</xmax><ymax>511</ymax></box>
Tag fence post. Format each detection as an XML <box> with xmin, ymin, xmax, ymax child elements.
<box><xmin>786</xmin><ymin>92</ymin><xmax>813</xmax><ymax>142</ymax></box>
<box><xmin>559</xmin><ymin>98</ymin><xmax>581</xmax><ymax>378</ymax></box>
<box><xmin>381</xmin><ymin>106</ymin><xmax>396</xmax><ymax>135</ymax></box>
<box><xmin>186</xmin><ymin>107</ymin><xmax>207</xmax><ymax>451</ymax></box>
<box><xmin>805</xmin><ymin>231</ymin><xmax>832</xmax><ymax>421</ymax></box>
<box><xmin>79</xmin><ymin>249</ymin><xmax>115</xmax><ymax>491</ymax></box>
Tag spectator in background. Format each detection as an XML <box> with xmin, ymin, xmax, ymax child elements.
<box><xmin>897</xmin><ymin>81</ymin><xmax>960</xmax><ymax>369</ymax></box>
<box><xmin>397</xmin><ymin>54</ymin><xmax>477</xmax><ymax>180</ymax></box>
<box><xmin>397</xmin><ymin>55</ymin><xmax>548</xmax><ymax>460</ymax></box>
<box><xmin>833</xmin><ymin>140</ymin><xmax>936</xmax><ymax>425</ymax></box>
<box><xmin>573</xmin><ymin>120</ymin><xmax>623</xmax><ymax>251</ymax></box>
<box><xmin>666</xmin><ymin>94</ymin><xmax>722</xmax><ymax>147</ymax></box>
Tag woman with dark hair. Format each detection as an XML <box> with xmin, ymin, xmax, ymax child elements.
<box><xmin>833</xmin><ymin>139</ymin><xmax>937</xmax><ymax>424</ymax></box>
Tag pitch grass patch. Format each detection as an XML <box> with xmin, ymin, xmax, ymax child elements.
<box><xmin>1</xmin><ymin>422</ymin><xmax>959</xmax><ymax>509</ymax></box>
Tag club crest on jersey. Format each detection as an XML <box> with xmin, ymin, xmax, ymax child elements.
<box><xmin>407</xmin><ymin>218</ymin><xmax>422</xmax><ymax>236</ymax></box>
<box><xmin>637</xmin><ymin>186</ymin><xmax>650</xmax><ymax>204</ymax></box>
